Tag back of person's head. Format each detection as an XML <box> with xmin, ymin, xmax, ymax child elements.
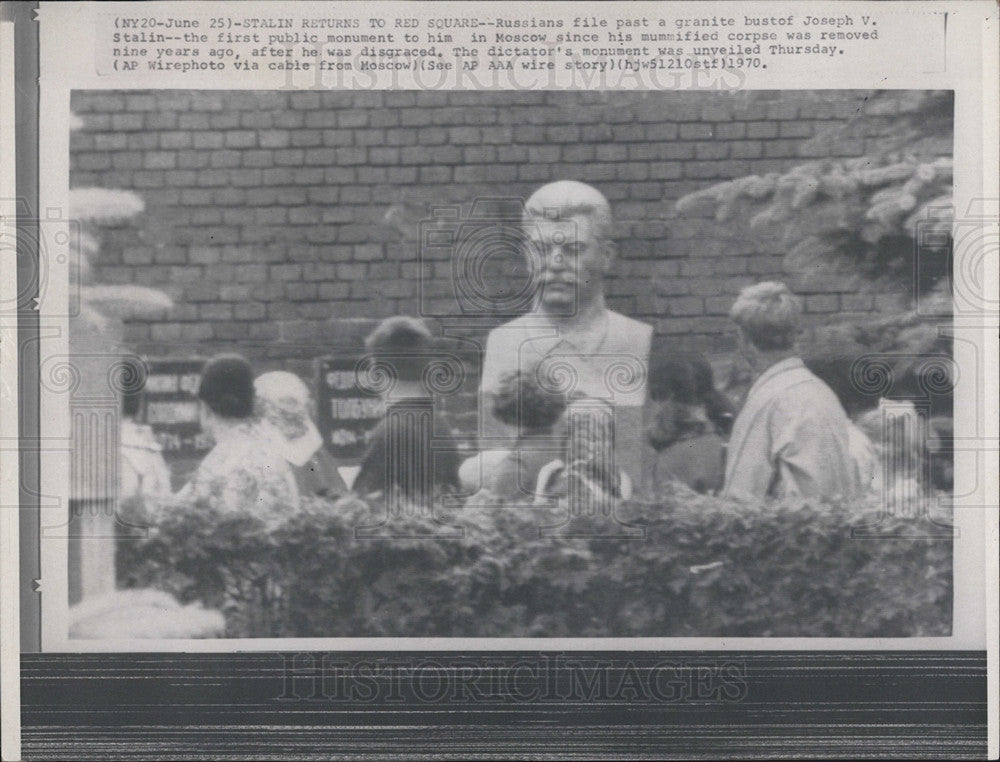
<box><xmin>254</xmin><ymin>371</ymin><xmax>313</xmax><ymax>439</ymax></box>
<box><xmin>687</xmin><ymin>354</ymin><xmax>714</xmax><ymax>394</ymax></box>
<box><xmin>492</xmin><ymin>369</ymin><xmax>567</xmax><ymax>435</ymax></box>
<box><xmin>729</xmin><ymin>281</ymin><xmax>802</xmax><ymax>352</ymax></box>
<box><xmin>648</xmin><ymin>353</ymin><xmax>698</xmax><ymax>404</ymax></box>
<box><xmin>524</xmin><ymin>180</ymin><xmax>613</xmax><ymax>242</ymax></box>
<box><xmin>647</xmin><ymin>350</ymin><xmax>734</xmax><ymax>437</ymax></box>
<box><xmin>364</xmin><ymin>315</ymin><xmax>434</xmax><ymax>383</ymax></box>
<box><xmin>198</xmin><ymin>354</ymin><xmax>255</xmax><ymax>419</ymax></box>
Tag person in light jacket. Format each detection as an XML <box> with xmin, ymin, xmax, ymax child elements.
<box><xmin>721</xmin><ymin>282</ymin><xmax>863</xmax><ymax>502</ymax></box>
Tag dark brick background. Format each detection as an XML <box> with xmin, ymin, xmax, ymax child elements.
<box><xmin>70</xmin><ymin>88</ymin><xmax>923</xmax><ymax>382</ymax></box>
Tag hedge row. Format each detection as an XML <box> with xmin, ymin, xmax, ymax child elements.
<box><xmin>118</xmin><ymin>488</ymin><xmax>952</xmax><ymax>638</ymax></box>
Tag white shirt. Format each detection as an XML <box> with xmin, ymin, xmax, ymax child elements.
<box><xmin>176</xmin><ymin>420</ymin><xmax>300</xmax><ymax>522</ymax></box>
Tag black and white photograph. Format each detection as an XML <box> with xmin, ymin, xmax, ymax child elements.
<box><xmin>6</xmin><ymin>1</ymin><xmax>998</xmax><ymax>759</ymax></box>
<box><xmin>62</xmin><ymin>87</ymin><xmax>959</xmax><ymax>640</ymax></box>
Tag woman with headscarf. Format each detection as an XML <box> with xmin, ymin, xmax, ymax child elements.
<box><xmin>175</xmin><ymin>354</ymin><xmax>299</xmax><ymax>521</ymax></box>
<box><xmin>254</xmin><ymin>371</ymin><xmax>348</xmax><ymax>499</ymax></box>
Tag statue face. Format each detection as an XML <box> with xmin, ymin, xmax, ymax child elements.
<box><xmin>526</xmin><ymin>214</ymin><xmax>609</xmax><ymax>315</ymax></box>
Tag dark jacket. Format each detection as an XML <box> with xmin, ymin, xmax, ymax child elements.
<box><xmin>293</xmin><ymin>446</ymin><xmax>349</xmax><ymax>499</ymax></box>
<box><xmin>648</xmin><ymin>430</ymin><xmax>726</xmax><ymax>495</ymax></box>
<box><xmin>352</xmin><ymin>399</ymin><xmax>462</xmax><ymax>500</ymax></box>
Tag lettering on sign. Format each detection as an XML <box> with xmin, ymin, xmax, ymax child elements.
<box><xmin>316</xmin><ymin>356</ymin><xmax>385</xmax><ymax>463</ymax></box>
<box><xmin>139</xmin><ymin>358</ymin><xmax>212</xmax><ymax>459</ymax></box>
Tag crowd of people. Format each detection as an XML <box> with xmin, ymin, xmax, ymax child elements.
<box><xmin>120</xmin><ymin>180</ymin><xmax>948</xmax><ymax>522</ymax></box>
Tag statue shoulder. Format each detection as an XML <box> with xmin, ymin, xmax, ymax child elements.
<box><xmin>489</xmin><ymin>313</ymin><xmax>535</xmax><ymax>332</ymax></box>
<box><xmin>606</xmin><ymin>311</ymin><xmax>653</xmax><ymax>347</ymax></box>
<box><xmin>481</xmin><ymin>315</ymin><xmax>534</xmax><ymax>390</ymax></box>
<box><xmin>484</xmin><ymin>314</ymin><xmax>536</xmax><ymax>349</ymax></box>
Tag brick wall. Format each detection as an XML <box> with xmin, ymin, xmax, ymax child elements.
<box><xmin>70</xmin><ymin>88</ymin><xmax>916</xmax><ymax>376</ymax></box>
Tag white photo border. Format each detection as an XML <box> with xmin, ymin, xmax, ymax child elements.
<box><xmin>27</xmin><ymin>0</ymin><xmax>999</xmax><ymax>655</ymax></box>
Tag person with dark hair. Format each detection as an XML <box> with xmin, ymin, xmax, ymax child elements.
<box><xmin>459</xmin><ymin>369</ymin><xmax>567</xmax><ymax>500</ymax></box>
<box><xmin>175</xmin><ymin>354</ymin><xmax>299</xmax><ymax>521</ymax></box>
<box><xmin>722</xmin><ymin>282</ymin><xmax>862</xmax><ymax>501</ymax></box>
<box><xmin>644</xmin><ymin>352</ymin><xmax>731</xmax><ymax>495</ymax></box>
<box><xmin>687</xmin><ymin>355</ymin><xmax>736</xmax><ymax>438</ymax></box>
<box><xmin>351</xmin><ymin>317</ymin><xmax>462</xmax><ymax>502</ymax></box>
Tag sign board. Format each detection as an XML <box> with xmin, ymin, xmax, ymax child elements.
<box><xmin>316</xmin><ymin>356</ymin><xmax>385</xmax><ymax>464</ymax></box>
<box><xmin>139</xmin><ymin>358</ymin><xmax>211</xmax><ymax>462</ymax></box>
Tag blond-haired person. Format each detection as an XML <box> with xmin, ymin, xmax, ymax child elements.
<box><xmin>722</xmin><ymin>282</ymin><xmax>862</xmax><ymax>502</ymax></box>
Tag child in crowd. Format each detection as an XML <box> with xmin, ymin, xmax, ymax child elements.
<box><xmin>459</xmin><ymin>368</ymin><xmax>567</xmax><ymax>501</ymax></box>
<box><xmin>643</xmin><ymin>352</ymin><xmax>733</xmax><ymax>495</ymax></box>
